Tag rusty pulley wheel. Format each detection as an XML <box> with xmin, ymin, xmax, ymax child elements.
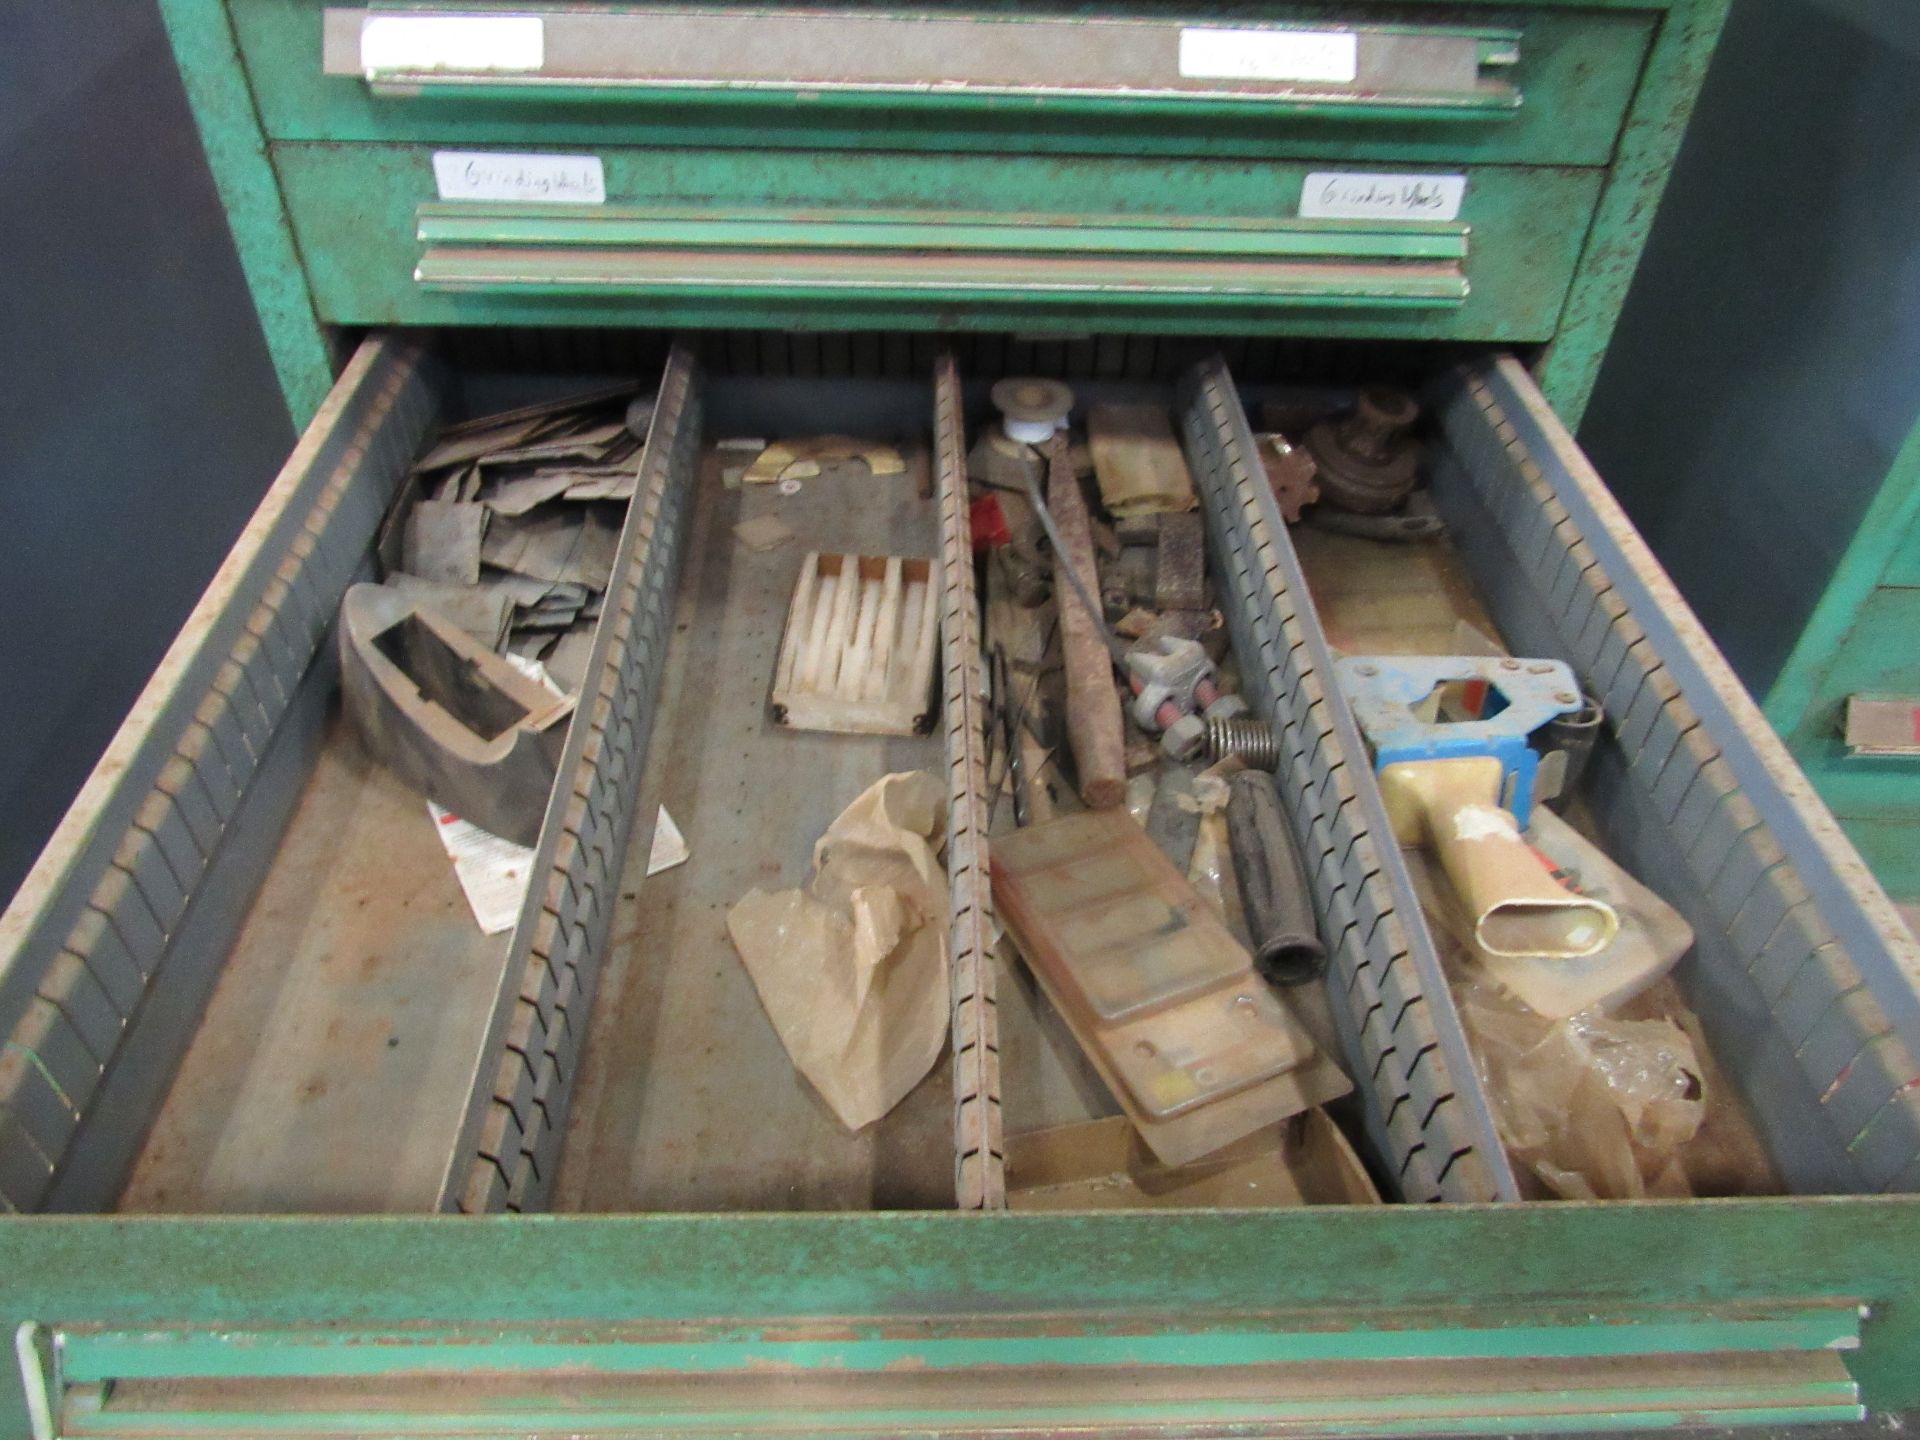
<box><xmin>1305</xmin><ymin>385</ymin><xmax>1422</xmax><ymax>514</ymax></box>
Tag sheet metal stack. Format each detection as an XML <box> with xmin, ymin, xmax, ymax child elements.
<box><xmin>383</xmin><ymin>384</ymin><xmax>654</xmax><ymax>693</ymax></box>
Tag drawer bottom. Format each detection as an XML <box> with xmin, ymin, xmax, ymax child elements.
<box><xmin>119</xmin><ymin>714</ymin><xmax>515</xmax><ymax>1213</ymax></box>
<box><xmin>555</xmin><ymin>439</ymin><xmax>954</xmax><ymax>1212</ymax></box>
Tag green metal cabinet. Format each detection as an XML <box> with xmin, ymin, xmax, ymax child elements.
<box><xmin>161</xmin><ymin>0</ymin><xmax>1728</xmax><ymax>429</ymax></box>
<box><xmin>1572</xmin><ymin>0</ymin><xmax>1920</xmax><ymax>909</ymax></box>
<box><xmin>9</xmin><ymin>3</ymin><xmax>1920</xmax><ymax>1437</ymax></box>
<box><xmin>1767</xmin><ymin>423</ymin><xmax>1920</xmax><ymax>900</ymax></box>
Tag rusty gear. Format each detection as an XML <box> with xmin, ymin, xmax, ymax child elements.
<box><xmin>1254</xmin><ymin>432</ymin><xmax>1320</xmax><ymax>523</ymax></box>
<box><xmin>1305</xmin><ymin>386</ymin><xmax>1422</xmax><ymax>515</ymax></box>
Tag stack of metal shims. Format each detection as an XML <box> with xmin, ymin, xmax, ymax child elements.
<box><xmin>396</xmin><ymin>384</ymin><xmax>653</xmax><ymax>693</ymax></box>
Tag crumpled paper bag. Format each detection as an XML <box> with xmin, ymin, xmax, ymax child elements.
<box><xmin>726</xmin><ymin>771</ymin><xmax>949</xmax><ymax>1130</ymax></box>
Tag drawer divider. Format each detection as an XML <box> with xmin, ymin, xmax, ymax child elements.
<box><xmin>1176</xmin><ymin>355</ymin><xmax>1518</xmax><ymax>1204</ymax></box>
<box><xmin>934</xmin><ymin>355</ymin><xmax>1005</xmax><ymax>1211</ymax></box>
<box><xmin>437</xmin><ymin>344</ymin><xmax>704</xmax><ymax>1213</ymax></box>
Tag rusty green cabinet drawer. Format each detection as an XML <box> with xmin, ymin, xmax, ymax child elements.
<box><xmin>228</xmin><ymin>1</ymin><xmax>1655</xmax><ymax>168</ymax></box>
<box><xmin>271</xmin><ymin>143</ymin><xmax>1603</xmax><ymax>339</ymax></box>
<box><xmin>5</xmin><ymin>334</ymin><xmax>1920</xmax><ymax>1438</ymax></box>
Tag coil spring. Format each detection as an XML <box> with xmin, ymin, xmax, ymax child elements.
<box><xmin>1206</xmin><ymin>717</ymin><xmax>1280</xmax><ymax>770</ymax></box>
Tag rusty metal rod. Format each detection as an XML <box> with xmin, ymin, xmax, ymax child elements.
<box><xmin>1040</xmin><ymin>436</ymin><xmax>1127</xmax><ymax>809</ymax></box>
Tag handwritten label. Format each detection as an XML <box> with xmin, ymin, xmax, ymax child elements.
<box><xmin>433</xmin><ymin>151</ymin><xmax>606</xmax><ymax>204</ymax></box>
<box><xmin>1300</xmin><ymin>172</ymin><xmax>1467</xmax><ymax>222</ymax></box>
<box><xmin>361</xmin><ymin>14</ymin><xmax>544</xmax><ymax>74</ymax></box>
<box><xmin>1178</xmin><ymin>28</ymin><xmax>1358</xmax><ymax>84</ymax></box>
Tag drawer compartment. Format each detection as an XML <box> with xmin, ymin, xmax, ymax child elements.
<box><xmin>0</xmin><ymin>341</ymin><xmax>685</xmax><ymax>1212</ymax></box>
<box><xmin>227</xmin><ymin>2</ymin><xmax>1655</xmax><ymax>169</ymax></box>
<box><xmin>0</xmin><ymin>337</ymin><xmax>1001</xmax><ymax>1214</ymax></box>
<box><xmin>7</xmin><ymin>329</ymin><xmax>1920</xmax><ymax>1431</ymax></box>
<box><xmin>1426</xmin><ymin>362</ymin><xmax>1920</xmax><ymax>1193</ymax></box>
<box><xmin>1174</xmin><ymin>354</ymin><xmax>1920</xmax><ymax>1201</ymax></box>
<box><xmin>273</xmin><ymin>144</ymin><xmax>1604</xmax><ymax>340</ymax></box>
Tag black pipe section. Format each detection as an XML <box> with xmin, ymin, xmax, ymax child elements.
<box><xmin>1226</xmin><ymin>769</ymin><xmax>1328</xmax><ymax>987</ymax></box>
<box><xmin>1539</xmin><ymin>694</ymin><xmax>1605</xmax><ymax>811</ymax></box>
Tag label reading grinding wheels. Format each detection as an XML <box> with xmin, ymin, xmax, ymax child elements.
<box><xmin>432</xmin><ymin>152</ymin><xmax>606</xmax><ymax>204</ymax></box>
<box><xmin>1300</xmin><ymin>172</ymin><xmax>1468</xmax><ymax>222</ymax></box>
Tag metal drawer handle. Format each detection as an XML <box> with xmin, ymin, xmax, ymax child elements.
<box><xmin>22</xmin><ymin>1307</ymin><xmax>1864</xmax><ymax>1439</ymax></box>
<box><xmin>325</xmin><ymin>6</ymin><xmax>1522</xmax><ymax>122</ymax></box>
<box><xmin>412</xmin><ymin>205</ymin><xmax>1472</xmax><ymax>309</ymax></box>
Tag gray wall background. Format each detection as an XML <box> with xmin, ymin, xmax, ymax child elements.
<box><xmin>0</xmin><ymin>2</ymin><xmax>294</xmax><ymax>904</ymax></box>
<box><xmin>1578</xmin><ymin>0</ymin><xmax>1920</xmax><ymax>690</ymax></box>
<box><xmin>3</xmin><ymin>0</ymin><xmax>1918</xmax><ymax>905</ymax></box>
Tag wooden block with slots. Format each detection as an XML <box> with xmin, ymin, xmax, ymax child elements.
<box><xmin>771</xmin><ymin>551</ymin><xmax>941</xmax><ymax>736</ymax></box>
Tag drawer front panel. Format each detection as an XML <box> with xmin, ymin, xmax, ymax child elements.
<box><xmin>233</xmin><ymin>2</ymin><xmax>1654</xmax><ymax>168</ymax></box>
<box><xmin>274</xmin><ymin>144</ymin><xmax>1603</xmax><ymax>340</ymax></box>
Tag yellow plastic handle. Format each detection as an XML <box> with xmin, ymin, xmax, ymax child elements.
<box><xmin>1380</xmin><ymin>757</ymin><xmax>1618</xmax><ymax>960</ymax></box>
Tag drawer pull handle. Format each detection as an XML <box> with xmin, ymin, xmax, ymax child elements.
<box><xmin>413</xmin><ymin>206</ymin><xmax>1471</xmax><ymax>310</ymax></box>
<box><xmin>326</xmin><ymin>6</ymin><xmax>1522</xmax><ymax>122</ymax></box>
<box><xmin>30</xmin><ymin>1307</ymin><xmax>1863</xmax><ymax>1439</ymax></box>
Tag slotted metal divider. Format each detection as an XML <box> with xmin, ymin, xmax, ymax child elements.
<box><xmin>934</xmin><ymin>356</ymin><xmax>1006</xmax><ymax>1211</ymax></box>
<box><xmin>444</xmin><ymin>346</ymin><xmax>704</xmax><ymax>1212</ymax></box>
<box><xmin>1176</xmin><ymin>355</ymin><xmax>1518</xmax><ymax>1204</ymax></box>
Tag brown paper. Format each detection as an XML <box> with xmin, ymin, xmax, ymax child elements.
<box><xmin>726</xmin><ymin>772</ymin><xmax>949</xmax><ymax>1130</ymax></box>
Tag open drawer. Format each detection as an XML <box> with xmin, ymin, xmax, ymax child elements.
<box><xmin>4</xmin><ymin>331</ymin><xmax>1920</xmax><ymax>1439</ymax></box>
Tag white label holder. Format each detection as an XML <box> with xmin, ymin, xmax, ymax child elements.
<box><xmin>362</xmin><ymin>14</ymin><xmax>545</xmax><ymax>74</ymax></box>
<box><xmin>1177</xmin><ymin>28</ymin><xmax>1359</xmax><ymax>84</ymax></box>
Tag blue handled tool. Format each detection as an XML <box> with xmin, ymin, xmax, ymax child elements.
<box><xmin>1337</xmin><ymin>655</ymin><xmax>1618</xmax><ymax>961</ymax></box>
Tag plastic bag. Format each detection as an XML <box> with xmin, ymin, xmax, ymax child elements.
<box><xmin>1454</xmin><ymin>971</ymin><xmax>1704</xmax><ymax>1200</ymax></box>
<box><xmin>1179</xmin><ymin>756</ymin><xmax>1243</xmax><ymax>935</ymax></box>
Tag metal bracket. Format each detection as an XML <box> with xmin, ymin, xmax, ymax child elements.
<box><xmin>1339</xmin><ymin>654</ymin><xmax>1584</xmax><ymax>819</ymax></box>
